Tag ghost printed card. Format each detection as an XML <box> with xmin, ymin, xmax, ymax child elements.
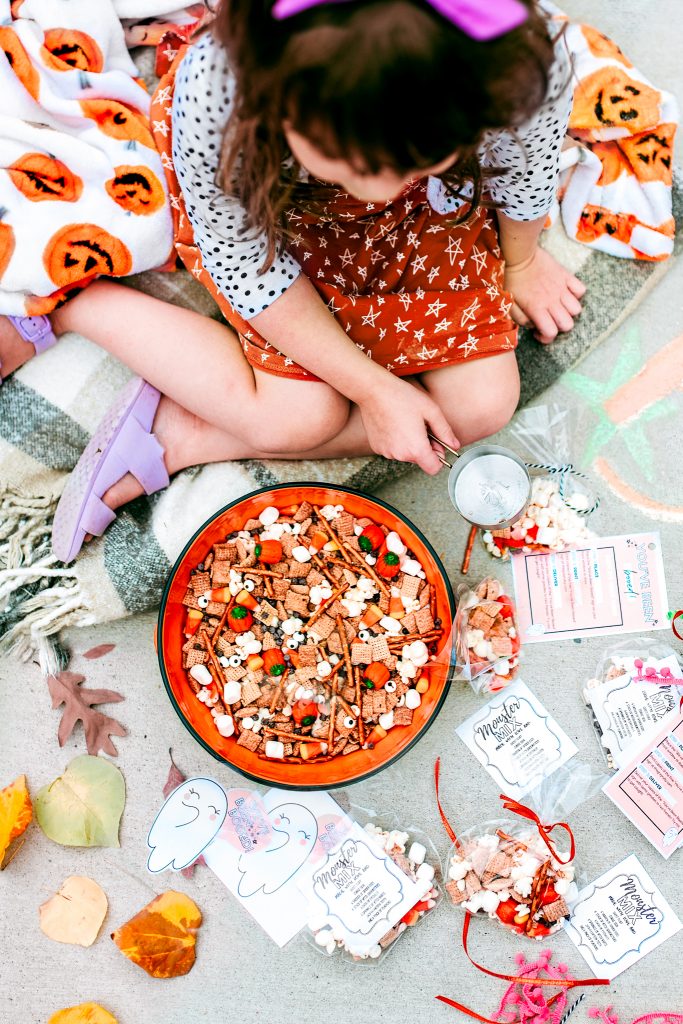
<box><xmin>147</xmin><ymin>781</ymin><xmax>351</xmax><ymax>947</ymax></box>
<box><xmin>456</xmin><ymin>679</ymin><xmax>577</xmax><ymax>797</ymax></box>
<box><xmin>563</xmin><ymin>854</ymin><xmax>681</xmax><ymax>980</ymax></box>
<box><xmin>511</xmin><ymin>533</ymin><xmax>669</xmax><ymax>643</ymax></box>
<box><xmin>603</xmin><ymin>709</ymin><xmax>683</xmax><ymax>858</ymax></box>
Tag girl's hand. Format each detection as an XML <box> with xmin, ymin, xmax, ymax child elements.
<box><xmin>505</xmin><ymin>247</ymin><xmax>585</xmax><ymax>344</ymax></box>
<box><xmin>357</xmin><ymin>377</ymin><xmax>459</xmax><ymax>475</ymax></box>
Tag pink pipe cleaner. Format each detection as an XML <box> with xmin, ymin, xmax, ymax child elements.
<box><xmin>494</xmin><ymin>950</ymin><xmax>572</xmax><ymax>1024</ymax></box>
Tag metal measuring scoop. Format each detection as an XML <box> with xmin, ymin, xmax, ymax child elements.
<box><xmin>428</xmin><ymin>433</ymin><xmax>531</xmax><ymax>530</ymax></box>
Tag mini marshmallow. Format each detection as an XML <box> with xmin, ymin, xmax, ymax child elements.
<box><xmin>258</xmin><ymin>505</ymin><xmax>279</xmax><ymax>527</ymax></box>
<box><xmin>386</xmin><ymin>531</ymin><xmax>407</xmax><ymax>556</ymax></box>
<box><xmin>317</xmin><ymin>661</ymin><xmax>332</xmax><ymax>678</ymax></box>
<box><xmin>448</xmin><ymin>860</ymin><xmax>470</xmax><ymax>882</ymax></box>
<box><xmin>380</xmin><ymin>615</ymin><xmax>402</xmax><ymax>633</ymax></box>
<box><xmin>314</xmin><ymin>927</ymin><xmax>333</xmax><ymax>947</ymax></box>
<box><xmin>265</xmin><ymin>740</ymin><xmax>285</xmax><ymax>759</ymax></box>
<box><xmin>408</xmin><ymin>841</ymin><xmax>426</xmax><ymax>865</ymax></box>
<box><xmin>397</xmin><ymin>659</ymin><xmax>418</xmax><ymax>679</ymax></box>
<box><xmin>405</xmin><ymin>688</ymin><xmax>422</xmax><ymax>710</ymax></box>
<box><xmin>378</xmin><ymin>711</ymin><xmax>394</xmax><ymax>731</ymax></box>
<box><xmin>241</xmin><ymin>717</ymin><xmax>255</xmax><ymax>730</ymax></box>
<box><xmin>189</xmin><ymin>664</ymin><xmax>213</xmax><ymax>687</ymax></box>
<box><xmin>480</xmin><ymin>890</ymin><xmax>501</xmax><ymax>914</ymax></box>
<box><xmin>214</xmin><ymin>715</ymin><xmax>235</xmax><ymax>738</ymax></box>
<box><xmin>292</xmin><ymin>546</ymin><xmax>312</xmax><ymax>562</ymax></box>
<box><xmin>400</xmin><ymin>557</ymin><xmax>422</xmax><ymax>576</ymax></box>
<box><xmin>408</xmin><ymin>640</ymin><xmax>429</xmax><ymax>666</ymax></box>
<box><xmin>282</xmin><ymin>617</ymin><xmax>303</xmax><ymax>635</ymax></box>
<box><xmin>416</xmin><ymin>862</ymin><xmax>435</xmax><ymax>882</ymax></box>
<box><xmin>223</xmin><ymin>681</ymin><xmax>242</xmax><ymax>704</ymax></box>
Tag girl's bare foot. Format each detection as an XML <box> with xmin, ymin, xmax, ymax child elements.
<box><xmin>0</xmin><ymin>316</ymin><xmax>39</xmax><ymax>378</ymax></box>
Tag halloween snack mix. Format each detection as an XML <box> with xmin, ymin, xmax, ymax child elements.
<box><xmin>447</xmin><ymin>577</ymin><xmax>520</xmax><ymax>695</ymax></box>
<box><xmin>306</xmin><ymin>821</ymin><xmax>441</xmax><ymax>962</ymax></box>
<box><xmin>445</xmin><ymin>823</ymin><xmax>577</xmax><ymax>939</ymax></box>
<box><xmin>180</xmin><ymin>501</ymin><xmax>446</xmax><ymax>763</ymax></box>
<box><xmin>482</xmin><ymin>476</ymin><xmax>595</xmax><ymax>560</ymax></box>
<box><xmin>582</xmin><ymin>639</ymin><xmax>683</xmax><ymax>771</ymax></box>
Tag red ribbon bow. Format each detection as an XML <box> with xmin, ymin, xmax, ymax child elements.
<box><xmin>499</xmin><ymin>795</ymin><xmax>576</xmax><ymax>865</ymax></box>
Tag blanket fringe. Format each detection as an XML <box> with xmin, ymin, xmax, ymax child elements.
<box><xmin>0</xmin><ymin>488</ymin><xmax>93</xmax><ymax>674</ymax></box>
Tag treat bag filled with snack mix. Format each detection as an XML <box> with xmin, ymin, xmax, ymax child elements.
<box><xmin>583</xmin><ymin>637</ymin><xmax>683</xmax><ymax>771</ymax></box>
<box><xmin>483</xmin><ymin>404</ymin><xmax>599</xmax><ymax>560</ymax></box>
<box><xmin>442</xmin><ymin>761</ymin><xmax>606</xmax><ymax>941</ymax></box>
<box><xmin>298</xmin><ymin>801</ymin><xmax>442</xmax><ymax>964</ymax></box>
<box><xmin>441</xmin><ymin>576</ymin><xmax>521</xmax><ymax>695</ymax></box>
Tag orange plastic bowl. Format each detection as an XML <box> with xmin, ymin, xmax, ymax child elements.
<box><xmin>157</xmin><ymin>484</ymin><xmax>455</xmax><ymax>789</ymax></box>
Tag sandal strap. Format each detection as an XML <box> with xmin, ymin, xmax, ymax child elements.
<box><xmin>9</xmin><ymin>314</ymin><xmax>58</xmax><ymax>355</ymax></box>
<box><xmin>116</xmin><ymin>412</ymin><xmax>170</xmax><ymax>495</ymax></box>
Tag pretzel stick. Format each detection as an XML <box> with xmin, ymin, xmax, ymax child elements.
<box><xmin>328</xmin><ymin>696</ymin><xmax>337</xmax><ymax>746</ymax></box>
<box><xmin>429</xmin><ymin>583</ymin><xmax>436</xmax><ymax>621</ymax></box>
<box><xmin>526</xmin><ymin>860</ymin><xmax>550</xmax><ymax>934</ymax></box>
<box><xmin>336</xmin><ymin>615</ymin><xmax>355</xmax><ymax>687</ymax></box>
<box><xmin>314</xmin><ymin>508</ymin><xmax>354</xmax><ymax>566</ymax></box>
<box><xmin>310</xmin><ymin>552</ymin><xmax>338</xmax><ymax>586</ymax></box>
<box><xmin>268</xmin><ymin>677</ymin><xmax>288</xmax><ymax>713</ymax></box>
<box><xmin>302</xmin><ymin>582</ymin><xmax>349</xmax><ymax>632</ymax></box>
<box><xmin>354</xmin><ymin>667</ymin><xmax>365</xmax><ymax>745</ymax></box>
<box><xmin>200</xmin><ymin>629</ymin><xmax>227</xmax><ymax>697</ymax></box>
<box><xmin>264</xmin><ymin>576</ymin><xmax>275</xmax><ymax>599</ymax></box>
<box><xmin>211</xmin><ymin>599</ymin><xmax>234</xmax><ymax>644</ymax></box>
<box><xmin>241</xmin><ymin>566</ymin><xmax>284</xmax><ymax>578</ymax></box>
<box><xmin>262</xmin><ymin>728</ymin><xmax>314</xmax><ymax>742</ymax></box>
<box><xmin>343</xmin><ymin>543</ymin><xmax>391</xmax><ymax>597</ymax></box>
<box><xmin>461</xmin><ymin>525</ymin><xmax>477</xmax><ymax>574</ymax></box>
<box><xmin>259</xmin><ymin>754</ymin><xmax>304</xmax><ymax>764</ymax></box>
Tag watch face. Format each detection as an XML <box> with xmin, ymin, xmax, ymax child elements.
<box><xmin>453</xmin><ymin>453</ymin><xmax>530</xmax><ymax>527</ymax></box>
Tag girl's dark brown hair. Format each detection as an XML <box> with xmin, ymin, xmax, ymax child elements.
<box><xmin>214</xmin><ymin>0</ymin><xmax>556</xmax><ymax>268</ymax></box>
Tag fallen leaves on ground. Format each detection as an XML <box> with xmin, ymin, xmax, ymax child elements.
<box><xmin>83</xmin><ymin>644</ymin><xmax>116</xmax><ymax>660</ymax></box>
<box><xmin>162</xmin><ymin>750</ymin><xmax>201</xmax><ymax>879</ymax></box>
<box><xmin>35</xmin><ymin>755</ymin><xmax>125</xmax><ymax>848</ymax></box>
<box><xmin>47</xmin><ymin>671</ymin><xmax>126</xmax><ymax>757</ymax></box>
<box><xmin>0</xmin><ymin>774</ymin><xmax>32</xmax><ymax>869</ymax></box>
<box><xmin>111</xmin><ymin>890</ymin><xmax>202</xmax><ymax>978</ymax></box>
<box><xmin>48</xmin><ymin>1003</ymin><xmax>118</xmax><ymax>1024</ymax></box>
<box><xmin>40</xmin><ymin>875</ymin><xmax>108</xmax><ymax>947</ymax></box>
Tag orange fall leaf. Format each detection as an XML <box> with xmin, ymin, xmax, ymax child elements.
<box><xmin>0</xmin><ymin>774</ymin><xmax>32</xmax><ymax>869</ymax></box>
<box><xmin>111</xmin><ymin>890</ymin><xmax>202</xmax><ymax>978</ymax></box>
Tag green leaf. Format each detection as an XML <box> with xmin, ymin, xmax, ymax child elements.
<box><xmin>35</xmin><ymin>755</ymin><xmax>125</xmax><ymax>848</ymax></box>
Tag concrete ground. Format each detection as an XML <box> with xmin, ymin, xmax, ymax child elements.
<box><xmin>2</xmin><ymin>2</ymin><xmax>683</xmax><ymax>1021</ymax></box>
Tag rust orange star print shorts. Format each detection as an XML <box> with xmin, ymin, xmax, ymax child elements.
<box><xmin>152</xmin><ymin>50</ymin><xmax>518</xmax><ymax>382</ymax></box>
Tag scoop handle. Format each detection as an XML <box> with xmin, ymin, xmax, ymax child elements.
<box><xmin>428</xmin><ymin>432</ymin><xmax>460</xmax><ymax>469</ymax></box>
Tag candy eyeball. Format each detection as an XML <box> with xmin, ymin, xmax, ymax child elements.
<box><xmin>286</xmin><ymin>638</ymin><xmax>299</xmax><ymax>650</ymax></box>
<box><xmin>343</xmin><ymin>716</ymin><xmax>355</xmax><ymax>729</ymax></box>
<box><xmin>385</xmin><ymin>680</ymin><xmax>397</xmax><ymax>693</ymax></box>
<box><xmin>359</xmin><ymin>629</ymin><xmax>371</xmax><ymax>642</ymax></box>
<box><xmin>243</xmin><ymin>578</ymin><xmax>255</xmax><ymax>593</ymax></box>
<box><xmin>219</xmin><ymin>656</ymin><xmax>229</xmax><ymax>668</ymax></box>
<box><xmin>228</xmin><ymin>654</ymin><xmax>242</xmax><ymax>668</ymax></box>
<box><xmin>197</xmin><ymin>595</ymin><xmax>209</xmax><ymax>608</ymax></box>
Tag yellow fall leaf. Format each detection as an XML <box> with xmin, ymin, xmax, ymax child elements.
<box><xmin>111</xmin><ymin>890</ymin><xmax>202</xmax><ymax>979</ymax></box>
<box><xmin>40</xmin><ymin>876</ymin><xmax>108</xmax><ymax>947</ymax></box>
<box><xmin>48</xmin><ymin>1003</ymin><xmax>117</xmax><ymax>1024</ymax></box>
<box><xmin>0</xmin><ymin>774</ymin><xmax>32</xmax><ymax>868</ymax></box>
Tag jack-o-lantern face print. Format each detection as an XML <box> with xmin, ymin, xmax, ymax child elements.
<box><xmin>42</xmin><ymin>29</ymin><xmax>104</xmax><ymax>73</ymax></box>
<box><xmin>105</xmin><ymin>165</ymin><xmax>166</xmax><ymax>215</ymax></box>
<box><xmin>0</xmin><ymin>222</ymin><xmax>15</xmax><ymax>280</ymax></box>
<box><xmin>621</xmin><ymin>123</ymin><xmax>675</xmax><ymax>185</ymax></box>
<box><xmin>0</xmin><ymin>26</ymin><xmax>39</xmax><ymax>99</ymax></box>
<box><xmin>577</xmin><ymin>205</ymin><xmax>636</xmax><ymax>246</ymax></box>
<box><xmin>571</xmin><ymin>68</ymin><xmax>661</xmax><ymax>135</ymax></box>
<box><xmin>580</xmin><ymin>25</ymin><xmax>632</xmax><ymax>67</ymax></box>
<box><xmin>79</xmin><ymin>99</ymin><xmax>155</xmax><ymax>149</ymax></box>
<box><xmin>44</xmin><ymin>224</ymin><xmax>133</xmax><ymax>287</ymax></box>
<box><xmin>592</xmin><ymin>142</ymin><xmax>631</xmax><ymax>186</ymax></box>
<box><xmin>8</xmin><ymin>153</ymin><xmax>83</xmax><ymax>202</ymax></box>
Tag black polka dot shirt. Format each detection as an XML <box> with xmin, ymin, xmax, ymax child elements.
<box><xmin>172</xmin><ymin>31</ymin><xmax>573</xmax><ymax>320</ymax></box>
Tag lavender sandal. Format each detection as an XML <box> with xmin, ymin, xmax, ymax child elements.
<box><xmin>52</xmin><ymin>377</ymin><xmax>169</xmax><ymax>563</ymax></box>
<box><xmin>0</xmin><ymin>314</ymin><xmax>58</xmax><ymax>381</ymax></box>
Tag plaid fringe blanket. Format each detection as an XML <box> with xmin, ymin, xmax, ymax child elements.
<box><xmin>0</xmin><ymin>1</ymin><xmax>678</xmax><ymax>671</ymax></box>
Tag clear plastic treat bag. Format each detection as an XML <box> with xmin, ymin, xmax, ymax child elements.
<box><xmin>583</xmin><ymin>637</ymin><xmax>683</xmax><ymax>770</ymax></box>
<box><xmin>300</xmin><ymin>802</ymin><xmax>442</xmax><ymax>965</ymax></box>
<box><xmin>439</xmin><ymin>761</ymin><xmax>606</xmax><ymax>941</ymax></box>
<box><xmin>483</xmin><ymin>404</ymin><xmax>600</xmax><ymax>561</ymax></box>
<box><xmin>444</xmin><ymin>576</ymin><xmax>520</xmax><ymax>695</ymax></box>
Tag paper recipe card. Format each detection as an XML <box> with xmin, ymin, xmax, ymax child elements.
<box><xmin>511</xmin><ymin>533</ymin><xmax>669</xmax><ymax>644</ymax></box>
<box><xmin>564</xmin><ymin>854</ymin><xmax>681</xmax><ymax>980</ymax></box>
<box><xmin>603</xmin><ymin>708</ymin><xmax>683</xmax><ymax>858</ymax></box>
<box><xmin>297</xmin><ymin>821</ymin><xmax>428</xmax><ymax>957</ymax></box>
<box><xmin>456</xmin><ymin>679</ymin><xmax>577</xmax><ymax>797</ymax></box>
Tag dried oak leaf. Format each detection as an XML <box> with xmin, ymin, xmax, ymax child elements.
<box><xmin>40</xmin><ymin>875</ymin><xmax>108</xmax><ymax>947</ymax></box>
<box><xmin>48</xmin><ymin>1003</ymin><xmax>117</xmax><ymax>1024</ymax></box>
<box><xmin>111</xmin><ymin>890</ymin><xmax>202</xmax><ymax>978</ymax></box>
<box><xmin>47</xmin><ymin>671</ymin><xmax>126</xmax><ymax>757</ymax></box>
<box><xmin>162</xmin><ymin>750</ymin><xmax>201</xmax><ymax>879</ymax></box>
<box><xmin>83</xmin><ymin>644</ymin><xmax>116</xmax><ymax>661</ymax></box>
<box><xmin>0</xmin><ymin>774</ymin><xmax>32</xmax><ymax>869</ymax></box>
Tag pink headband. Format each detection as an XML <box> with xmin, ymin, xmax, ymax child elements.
<box><xmin>271</xmin><ymin>0</ymin><xmax>529</xmax><ymax>41</ymax></box>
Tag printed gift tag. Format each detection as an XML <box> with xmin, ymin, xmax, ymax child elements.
<box><xmin>456</xmin><ymin>679</ymin><xmax>577</xmax><ymax>797</ymax></box>
<box><xmin>564</xmin><ymin>854</ymin><xmax>681</xmax><ymax>979</ymax></box>
<box><xmin>511</xmin><ymin>533</ymin><xmax>669</xmax><ymax>644</ymax></box>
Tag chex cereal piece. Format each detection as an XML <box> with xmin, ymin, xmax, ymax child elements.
<box><xmin>486</xmin><ymin>578</ymin><xmax>501</xmax><ymax>601</ymax></box>
<box><xmin>379</xmin><ymin>591</ymin><xmax>390</xmax><ymax>612</ymax></box>
<box><xmin>341</xmin><ymin>686</ymin><xmax>356</xmax><ymax>704</ymax></box>
<box><xmin>385</xmin><ymin>689</ymin><xmax>400</xmax><ymax>710</ymax></box>
<box><xmin>206</xmin><ymin>600</ymin><xmax>226</xmax><ymax>617</ymax></box>
<box><xmin>281</xmin><ymin>534</ymin><xmax>297</xmax><ymax>558</ymax></box>
<box><xmin>297</xmin><ymin>645</ymin><xmax>318</xmax><ymax>667</ymax></box>
<box><xmin>465</xmin><ymin>871</ymin><xmax>482</xmax><ymax>896</ymax></box>
<box><xmin>270</xmin><ymin>578</ymin><xmax>289</xmax><ymax>601</ymax></box>
<box><xmin>296</xmin><ymin>667</ymin><xmax>319</xmax><ymax>683</ymax></box>
<box><xmin>285</xmin><ymin>591</ymin><xmax>310</xmax><ymax>615</ymax></box>
<box><xmin>342</xmin><ymin>619</ymin><xmax>356</xmax><ymax>641</ymax></box>
<box><xmin>254</xmin><ymin>601</ymin><xmax>279</xmax><ymax>627</ymax></box>
<box><xmin>184</xmin><ymin>648</ymin><xmax>208</xmax><ymax>667</ymax></box>
<box><xmin>294</xmin><ymin>500</ymin><xmax>313</xmax><ymax>522</ymax></box>
<box><xmin>491</xmin><ymin>636</ymin><xmax>513</xmax><ymax>657</ymax></box>
<box><xmin>485</xmin><ymin>852</ymin><xmax>511</xmax><ymax>878</ymax></box>
<box><xmin>446</xmin><ymin>881</ymin><xmax>468</xmax><ymax>904</ymax></box>
<box><xmin>351</xmin><ymin>643</ymin><xmax>373</xmax><ymax>666</ymax></box>
<box><xmin>211</xmin><ymin>561</ymin><xmax>233</xmax><ymax>585</ymax></box>
<box><xmin>488</xmin><ymin>620</ymin><xmax>508</xmax><ymax>638</ymax></box>
<box><xmin>392</xmin><ymin>706</ymin><xmax>413</xmax><ymax>726</ymax></box>
<box><xmin>390</xmin><ymin>851</ymin><xmax>412</xmax><ymax>874</ymax></box>
<box><xmin>190</xmin><ymin>571</ymin><xmax>211</xmax><ymax>595</ymax></box>
<box><xmin>335</xmin><ymin>712</ymin><xmax>355</xmax><ymax>735</ymax></box>
<box><xmin>401</xmin><ymin>613</ymin><xmax>416</xmax><ymax>634</ymax></box>
<box><xmin>298</xmin><ymin>517</ymin><xmax>312</xmax><ymax>536</ymax></box>
<box><xmin>216</xmin><ymin>635</ymin><xmax>237</xmax><ymax>656</ymax></box>
<box><xmin>335</xmin><ymin>512</ymin><xmax>355</xmax><ymax>537</ymax></box>
<box><xmin>243</xmin><ymin>518</ymin><xmax>261</xmax><ymax>532</ymax></box>
<box><xmin>373</xmin><ymin>691</ymin><xmax>387</xmax><ymax>716</ymax></box>
<box><xmin>236</xmin><ymin>730</ymin><xmax>261</xmax><ymax>751</ymax></box>
<box><xmin>327</xmin><ymin>632</ymin><xmax>343</xmax><ymax>654</ymax></box>
<box><xmin>213</xmin><ymin>543</ymin><xmax>237</xmax><ymax>562</ymax></box>
<box><xmin>182</xmin><ymin>590</ymin><xmax>201</xmax><ymax>610</ymax></box>
<box><xmin>331</xmin><ymin>736</ymin><xmax>348</xmax><ymax>756</ymax></box>
<box><xmin>257</xmin><ymin>690</ymin><xmax>274</xmax><ymax>707</ymax></box>
<box><xmin>543</xmin><ymin>897</ymin><xmax>569</xmax><ymax>923</ymax></box>
<box><xmin>343</xmin><ymin>567</ymin><xmax>358</xmax><ymax>586</ymax></box>
<box><xmin>480</xmin><ymin>601</ymin><xmax>503</xmax><ymax>618</ymax></box>
<box><xmin>312</xmin><ymin>614</ymin><xmax>336</xmax><ymax>639</ymax></box>
<box><xmin>414</xmin><ymin>606</ymin><xmax>435</xmax><ymax>634</ymax></box>
<box><xmin>283</xmin><ymin>743</ymin><xmax>293</xmax><ymax>757</ymax></box>
<box><xmin>346</xmin><ymin>535</ymin><xmax>360</xmax><ymax>550</ymax></box>
<box><xmin>488</xmin><ymin>877</ymin><xmax>514</xmax><ymax>892</ymax></box>
<box><xmin>401</xmin><ymin>575</ymin><xmax>421</xmax><ymax>599</ymax></box>
<box><xmin>225</xmin><ymin>664</ymin><xmax>246</xmax><ymax>682</ymax></box>
<box><xmin>306</xmin><ymin>569</ymin><xmax>324</xmax><ymax>587</ymax></box>
<box><xmin>235</xmin><ymin>539</ymin><xmax>250</xmax><ymax>561</ymax></box>
<box><xmin>261</xmin><ymin>632</ymin><xmax>278</xmax><ymax>650</ymax></box>
<box><xmin>362</xmin><ymin>694</ymin><xmax>375</xmax><ymax>719</ymax></box>
<box><xmin>276</xmin><ymin>600</ymin><xmax>287</xmax><ymax>620</ymax></box>
<box><xmin>235</xmin><ymin>706</ymin><xmax>259</xmax><ymax>718</ymax></box>
<box><xmin>396</xmin><ymin>680</ymin><xmax>409</xmax><ymax>697</ymax></box>
<box><xmin>469</xmin><ymin>608</ymin><xmax>494</xmax><ymax>632</ymax></box>
<box><xmin>342</xmin><ymin>743</ymin><xmax>360</xmax><ymax>755</ymax></box>
<box><xmin>369</xmin><ymin>635</ymin><xmax>390</xmax><ymax>662</ymax></box>
<box><xmin>241</xmin><ymin>679</ymin><xmax>262</xmax><ymax>704</ymax></box>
